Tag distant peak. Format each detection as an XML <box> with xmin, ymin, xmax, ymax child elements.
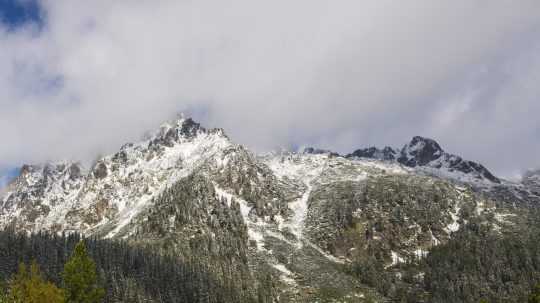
<box><xmin>302</xmin><ymin>147</ymin><xmax>339</xmax><ymax>157</ymax></box>
<box><xmin>346</xmin><ymin>146</ymin><xmax>397</xmax><ymax>161</ymax></box>
<box><xmin>407</xmin><ymin>136</ymin><xmax>444</xmax><ymax>154</ymax></box>
<box><xmin>148</xmin><ymin>115</ymin><xmax>228</xmax><ymax>148</ymax></box>
<box><xmin>347</xmin><ymin>136</ymin><xmax>500</xmax><ymax>183</ymax></box>
<box><xmin>399</xmin><ymin>136</ymin><xmax>444</xmax><ymax>167</ymax></box>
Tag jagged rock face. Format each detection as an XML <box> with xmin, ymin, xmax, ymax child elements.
<box><xmin>0</xmin><ymin>116</ymin><xmax>533</xmax><ymax>302</ymax></box>
<box><xmin>347</xmin><ymin>136</ymin><xmax>500</xmax><ymax>184</ymax></box>
<box><xmin>93</xmin><ymin>162</ymin><xmax>108</xmax><ymax>179</ymax></box>
<box><xmin>347</xmin><ymin>146</ymin><xmax>397</xmax><ymax>161</ymax></box>
<box><xmin>0</xmin><ymin>118</ymin><xmax>236</xmax><ymax>235</ymax></box>
<box><xmin>0</xmin><ymin>162</ymin><xmax>85</xmax><ymax>232</ymax></box>
<box><xmin>397</xmin><ymin>136</ymin><xmax>499</xmax><ymax>183</ymax></box>
<box><xmin>398</xmin><ymin>136</ymin><xmax>443</xmax><ymax>167</ymax></box>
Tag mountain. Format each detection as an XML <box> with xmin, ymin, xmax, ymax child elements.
<box><xmin>0</xmin><ymin>117</ymin><xmax>236</xmax><ymax>235</ymax></box>
<box><xmin>347</xmin><ymin>136</ymin><xmax>500</xmax><ymax>184</ymax></box>
<box><xmin>1</xmin><ymin>116</ymin><xmax>539</xmax><ymax>302</ymax></box>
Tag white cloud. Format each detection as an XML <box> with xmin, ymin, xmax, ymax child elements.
<box><xmin>1</xmin><ymin>0</ymin><xmax>540</xmax><ymax>177</ymax></box>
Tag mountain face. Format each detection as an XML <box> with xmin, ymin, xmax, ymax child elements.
<box><xmin>0</xmin><ymin>118</ymin><xmax>236</xmax><ymax>236</ymax></box>
<box><xmin>0</xmin><ymin>116</ymin><xmax>538</xmax><ymax>302</ymax></box>
<box><xmin>347</xmin><ymin>136</ymin><xmax>500</xmax><ymax>184</ymax></box>
<box><xmin>346</xmin><ymin>146</ymin><xmax>397</xmax><ymax>161</ymax></box>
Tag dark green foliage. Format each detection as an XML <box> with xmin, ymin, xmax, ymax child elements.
<box><xmin>0</xmin><ymin>229</ymin><xmax>267</xmax><ymax>302</ymax></box>
<box><xmin>422</xmin><ymin>216</ymin><xmax>540</xmax><ymax>303</ymax></box>
<box><xmin>62</xmin><ymin>242</ymin><xmax>104</xmax><ymax>303</ymax></box>
<box><xmin>334</xmin><ymin>175</ymin><xmax>540</xmax><ymax>303</ymax></box>
<box><xmin>347</xmin><ymin>213</ymin><xmax>540</xmax><ymax>303</ymax></box>
<box><xmin>132</xmin><ymin>173</ymin><xmax>275</xmax><ymax>302</ymax></box>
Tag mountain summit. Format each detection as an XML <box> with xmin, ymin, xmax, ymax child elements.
<box><xmin>1</xmin><ymin>116</ymin><xmax>538</xmax><ymax>302</ymax></box>
<box><xmin>347</xmin><ymin>136</ymin><xmax>500</xmax><ymax>183</ymax></box>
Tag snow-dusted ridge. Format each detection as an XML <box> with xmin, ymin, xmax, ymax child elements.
<box><xmin>1</xmin><ymin>115</ymin><xmax>536</xmax><ymax>301</ymax></box>
<box><xmin>0</xmin><ymin>120</ymin><xmax>521</xmax><ymax>235</ymax></box>
<box><xmin>0</xmin><ymin>117</ymin><xmax>233</xmax><ymax>236</ymax></box>
<box><xmin>346</xmin><ymin>136</ymin><xmax>504</xmax><ymax>187</ymax></box>
<box><xmin>1</xmin><ymin>116</ymin><xmax>532</xmax><ymax>240</ymax></box>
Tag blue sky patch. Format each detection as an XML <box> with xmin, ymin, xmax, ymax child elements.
<box><xmin>0</xmin><ymin>0</ymin><xmax>44</xmax><ymax>30</ymax></box>
<box><xmin>0</xmin><ymin>166</ymin><xmax>19</xmax><ymax>188</ymax></box>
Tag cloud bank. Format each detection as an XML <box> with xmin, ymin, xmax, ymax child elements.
<box><xmin>1</xmin><ymin>0</ymin><xmax>540</xmax><ymax>177</ymax></box>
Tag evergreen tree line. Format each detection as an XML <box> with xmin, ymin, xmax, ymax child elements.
<box><xmin>348</xmin><ymin>209</ymin><xmax>540</xmax><ymax>303</ymax></box>
<box><xmin>0</xmin><ymin>241</ymin><xmax>103</xmax><ymax>303</ymax></box>
<box><xmin>0</xmin><ymin>229</ymin><xmax>255</xmax><ymax>302</ymax></box>
<box><xmin>422</xmin><ymin>213</ymin><xmax>540</xmax><ymax>303</ymax></box>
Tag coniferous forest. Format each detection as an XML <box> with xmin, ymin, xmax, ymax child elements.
<box><xmin>0</xmin><ymin>230</ymin><xmax>269</xmax><ymax>303</ymax></box>
<box><xmin>2</xmin><ymin>218</ymin><xmax>540</xmax><ymax>303</ymax></box>
<box><xmin>349</xmin><ymin>209</ymin><xmax>540</xmax><ymax>303</ymax></box>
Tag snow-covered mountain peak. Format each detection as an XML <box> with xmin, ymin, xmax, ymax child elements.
<box><xmin>0</xmin><ymin>115</ymin><xmax>236</xmax><ymax>236</ymax></box>
<box><xmin>398</xmin><ymin>136</ymin><xmax>444</xmax><ymax>167</ymax></box>
<box><xmin>347</xmin><ymin>136</ymin><xmax>500</xmax><ymax>185</ymax></box>
<box><xmin>4</xmin><ymin>161</ymin><xmax>86</xmax><ymax>194</ymax></box>
<box><xmin>145</xmin><ymin>116</ymin><xmax>226</xmax><ymax>147</ymax></box>
<box><xmin>398</xmin><ymin>136</ymin><xmax>500</xmax><ymax>184</ymax></box>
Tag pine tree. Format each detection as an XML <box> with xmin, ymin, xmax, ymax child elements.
<box><xmin>62</xmin><ymin>241</ymin><xmax>105</xmax><ymax>303</ymax></box>
<box><xmin>7</xmin><ymin>261</ymin><xmax>65</xmax><ymax>303</ymax></box>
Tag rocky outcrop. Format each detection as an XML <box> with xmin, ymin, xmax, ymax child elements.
<box><xmin>398</xmin><ymin>136</ymin><xmax>443</xmax><ymax>166</ymax></box>
<box><xmin>347</xmin><ymin>136</ymin><xmax>500</xmax><ymax>184</ymax></box>
<box><xmin>347</xmin><ymin>146</ymin><xmax>397</xmax><ymax>161</ymax></box>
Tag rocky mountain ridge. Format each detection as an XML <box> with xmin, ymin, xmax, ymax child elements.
<box><xmin>0</xmin><ymin>116</ymin><xmax>538</xmax><ymax>302</ymax></box>
<box><xmin>346</xmin><ymin>136</ymin><xmax>500</xmax><ymax>184</ymax></box>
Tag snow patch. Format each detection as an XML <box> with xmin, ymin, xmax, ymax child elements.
<box><xmin>391</xmin><ymin>251</ymin><xmax>405</xmax><ymax>265</ymax></box>
<box><xmin>445</xmin><ymin>204</ymin><xmax>461</xmax><ymax>233</ymax></box>
<box><xmin>414</xmin><ymin>249</ymin><xmax>428</xmax><ymax>259</ymax></box>
<box><xmin>272</xmin><ymin>264</ymin><xmax>296</xmax><ymax>285</ymax></box>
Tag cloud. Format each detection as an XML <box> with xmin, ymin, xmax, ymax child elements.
<box><xmin>0</xmin><ymin>0</ymin><xmax>539</xmax><ymax>177</ymax></box>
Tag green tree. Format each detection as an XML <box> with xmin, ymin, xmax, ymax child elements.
<box><xmin>7</xmin><ymin>261</ymin><xmax>65</xmax><ymax>303</ymax></box>
<box><xmin>62</xmin><ymin>241</ymin><xmax>104</xmax><ymax>303</ymax></box>
<box><xmin>529</xmin><ymin>284</ymin><xmax>540</xmax><ymax>303</ymax></box>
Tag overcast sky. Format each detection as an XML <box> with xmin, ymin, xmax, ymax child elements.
<box><xmin>1</xmin><ymin>0</ymin><xmax>540</xmax><ymax>179</ymax></box>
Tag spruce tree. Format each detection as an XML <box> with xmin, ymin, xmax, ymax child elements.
<box><xmin>62</xmin><ymin>241</ymin><xmax>104</xmax><ymax>303</ymax></box>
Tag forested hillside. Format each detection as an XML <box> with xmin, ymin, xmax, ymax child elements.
<box><xmin>0</xmin><ymin>230</ymin><xmax>272</xmax><ymax>303</ymax></box>
<box><xmin>348</xmin><ymin>208</ymin><xmax>540</xmax><ymax>303</ymax></box>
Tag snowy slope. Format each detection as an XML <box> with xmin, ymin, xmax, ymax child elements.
<box><xmin>0</xmin><ymin>117</ymin><xmax>233</xmax><ymax>236</ymax></box>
